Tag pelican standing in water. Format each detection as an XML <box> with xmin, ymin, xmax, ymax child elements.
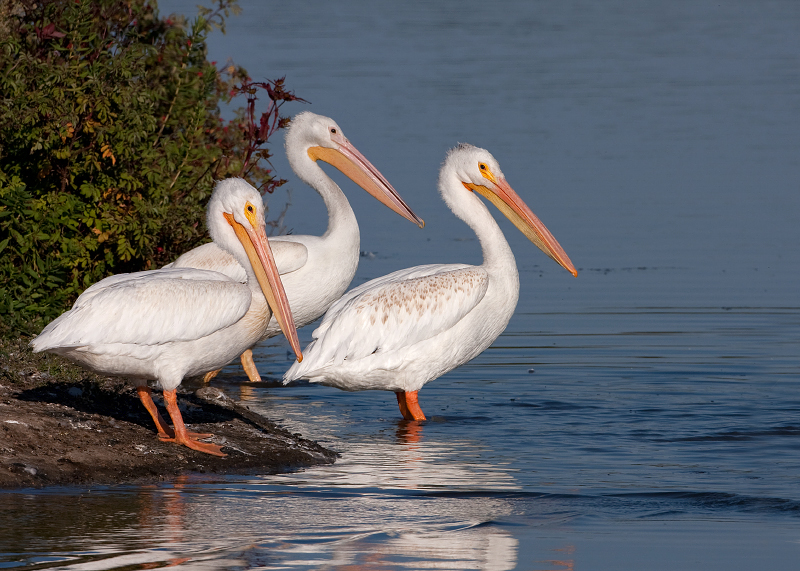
<box><xmin>168</xmin><ymin>112</ymin><xmax>424</xmax><ymax>382</ymax></box>
<box><xmin>284</xmin><ymin>144</ymin><xmax>577</xmax><ymax>420</ymax></box>
<box><xmin>31</xmin><ymin>179</ymin><xmax>301</xmax><ymax>456</ymax></box>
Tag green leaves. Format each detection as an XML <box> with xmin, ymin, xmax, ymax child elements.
<box><xmin>0</xmin><ymin>0</ymin><xmax>300</xmax><ymax>335</ymax></box>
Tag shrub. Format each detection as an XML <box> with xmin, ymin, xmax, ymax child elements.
<box><xmin>0</xmin><ymin>0</ymin><xmax>302</xmax><ymax>336</ymax></box>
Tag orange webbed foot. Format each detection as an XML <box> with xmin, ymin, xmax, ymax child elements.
<box><xmin>158</xmin><ymin>430</ymin><xmax>213</xmax><ymax>440</ymax></box>
<box><xmin>162</xmin><ymin>388</ymin><xmax>227</xmax><ymax>457</ymax></box>
<box><xmin>159</xmin><ymin>433</ymin><xmax>226</xmax><ymax>457</ymax></box>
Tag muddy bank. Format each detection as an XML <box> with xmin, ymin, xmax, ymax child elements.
<box><xmin>0</xmin><ymin>339</ymin><xmax>337</xmax><ymax>489</ymax></box>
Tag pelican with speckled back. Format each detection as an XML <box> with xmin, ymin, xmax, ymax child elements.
<box><xmin>284</xmin><ymin>144</ymin><xmax>577</xmax><ymax>421</ymax></box>
<box><xmin>167</xmin><ymin>111</ymin><xmax>424</xmax><ymax>383</ymax></box>
<box><xmin>31</xmin><ymin>178</ymin><xmax>301</xmax><ymax>456</ymax></box>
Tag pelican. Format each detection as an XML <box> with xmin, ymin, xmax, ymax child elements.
<box><xmin>284</xmin><ymin>144</ymin><xmax>577</xmax><ymax>420</ymax></box>
<box><xmin>31</xmin><ymin>178</ymin><xmax>301</xmax><ymax>456</ymax></box>
<box><xmin>168</xmin><ymin>111</ymin><xmax>424</xmax><ymax>382</ymax></box>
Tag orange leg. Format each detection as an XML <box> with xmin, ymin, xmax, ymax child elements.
<box><xmin>396</xmin><ymin>392</ymin><xmax>412</xmax><ymax>420</ymax></box>
<box><xmin>137</xmin><ymin>385</ymin><xmax>174</xmax><ymax>438</ymax></box>
<box><xmin>136</xmin><ymin>385</ymin><xmax>212</xmax><ymax>440</ymax></box>
<box><xmin>202</xmin><ymin>349</ymin><xmax>260</xmax><ymax>383</ymax></box>
<box><xmin>404</xmin><ymin>391</ymin><xmax>427</xmax><ymax>420</ymax></box>
<box><xmin>202</xmin><ymin>369</ymin><xmax>222</xmax><ymax>383</ymax></box>
<box><xmin>240</xmin><ymin>349</ymin><xmax>262</xmax><ymax>383</ymax></box>
<box><xmin>160</xmin><ymin>389</ymin><xmax>226</xmax><ymax>457</ymax></box>
<box><xmin>395</xmin><ymin>391</ymin><xmax>426</xmax><ymax>421</ymax></box>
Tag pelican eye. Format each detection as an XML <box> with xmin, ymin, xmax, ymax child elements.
<box><xmin>243</xmin><ymin>201</ymin><xmax>259</xmax><ymax>227</ymax></box>
<box><xmin>478</xmin><ymin>162</ymin><xmax>497</xmax><ymax>184</ymax></box>
<box><xmin>330</xmin><ymin>127</ymin><xmax>337</xmax><ymax>134</ymax></box>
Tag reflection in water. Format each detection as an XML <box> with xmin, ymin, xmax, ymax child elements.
<box><xmin>285</xmin><ymin>525</ymin><xmax>518</xmax><ymax>571</ymax></box>
<box><xmin>532</xmin><ymin>545</ymin><xmax>577</xmax><ymax>571</ymax></box>
<box><xmin>138</xmin><ymin>478</ymin><xmax>186</xmax><ymax>546</ymax></box>
<box><xmin>237</xmin><ymin>383</ymin><xmax>259</xmax><ymax>403</ymax></box>
<box><xmin>395</xmin><ymin>420</ymin><xmax>423</xmax><ymax>445</ymax></box>
<box><xmin>247</xmin><ymin>396</ymin><xmax>521</xmax><ymax>492</ymax></box>
<box><xmin>136</xmin><ymin>477</ymin><xmax>191</xmax><ymax>568</ymax></box>
<box><xmin>0</xmin><ymin>404</ymin><xmax>522</xmax><ymax>570</ymax></box>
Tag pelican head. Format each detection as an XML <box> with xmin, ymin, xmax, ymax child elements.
<box><xmin>285</xmin><ymin>111</ymin><xmax>424</xmax><ymax>228</ymax></box>
<box><xmin>442</xmin><ymin>143</ymin><xmax>577</xmax><ymax>277</ymax></box>
<box><xmin>207</xmin><ymin>178</ymin><xmax>303</xmax><ymax>360</ymax></box>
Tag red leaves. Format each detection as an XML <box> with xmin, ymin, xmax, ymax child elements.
<box><xmin>34</xmin><ymin>23</ymin><xmax>66</xmax><ymax>41</ymax></box>
<box><xmin>228</xmin><ymin>77</ymin><xmax>307</xmax><ymax>191</ymax></box>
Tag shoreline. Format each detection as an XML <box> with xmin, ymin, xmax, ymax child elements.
<box><xmin>0</xmin><ymin>337</ymin><xmax>337</xmax><ymax>489</ymax></box>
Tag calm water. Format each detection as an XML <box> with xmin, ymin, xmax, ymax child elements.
<box><xmin>3</xmin><ymin>1</ymin><xmax>800</xmax><ymax>568</ymax></box>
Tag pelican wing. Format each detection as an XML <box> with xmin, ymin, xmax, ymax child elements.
<box><xmin>338</xmin><ymin>263</ymin><xmax>473</xmax><ymax>302</ymax></box>
<box><xmin>166</xmin><ymin>242</ymin><xmax>248</xmax><ymax>282</ymax></box>
<box><xmin>78</xmin><ymin>267</ymin><xmax>232</xmax><ymax>300</ymax></box>
<box><xmin>289</xmin><ymin>265</ymin><xmax>488</xmax><ymax>377</ymax></box>
<box><xmin>268</xmin><ymin>237</ymin><xmax>309</xmax><ymax>275</ymax></box>
<box><xmin>32</xmin><ymin>269</ymin><xmax>251</xmax><ymax>352</ymax></box>
<box><xmin>166</xmin><ymin>239</ymin><xmax>308</xmax><ymax>281</ymax></box>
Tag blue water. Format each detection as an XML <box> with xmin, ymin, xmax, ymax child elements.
<box><xmin>2</xmin><ymin>0</ymin><xmax>800</xmax><ymax>568</ymax></box>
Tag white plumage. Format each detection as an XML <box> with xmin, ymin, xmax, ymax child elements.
<box><xmin>285</xmin><ymin>144</ymin><xmax>577</xmax><ymax>420</ymax></box>
<box><xmin>38</xmin><ymin>269</ymin><xmax>249</xmax><ymax>351</ymax></box>
<box><xmin>32</xmin><ymin>178</ymin><xmax>300</xmax><ymax>456</ymax></box>
<box><xmin>167</xmin><ymin>111</ymin><xmax>423</xmax><ymax>382</ymax></box>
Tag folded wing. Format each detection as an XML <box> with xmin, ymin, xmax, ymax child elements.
<box><xmin>286</xmin><ymin>264</ymin><xmax>488</xmax><ymax>379</ymax></box>
<box><xmin>32</xmin><ymin>269</ymin><xmax>252</xmax><ymax>352</ymax></box>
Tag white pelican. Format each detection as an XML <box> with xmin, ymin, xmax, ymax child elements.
<box><xmin>168</xmin><ymin>111</ymin><xmax>424</xmax><ymax>382</ymax></box>
<box><xmin>31</xmin><ymin>178</ymin><xmax>301</xmax><ymax>456</ymax></box>
<box><xmin>284</xmin><ymin>144</ymin><xmax>577</xmax><ymax>420</ymax></box>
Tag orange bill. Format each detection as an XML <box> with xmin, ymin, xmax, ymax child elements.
<box><xmin>308</xmin><ymin>135</ymin><xmax>424</xmax><ymax>229</ymax></box>
<box><xmin>224</xmin><ymin>212</ymin><xmax>303</xmax><ymax>361</ymax></box>
<box><xmin>465</xmin><ymin>179</ymin><xmax>577</xmax><ymax>277</ymax></box>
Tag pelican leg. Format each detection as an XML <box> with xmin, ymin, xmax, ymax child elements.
<box><xmin>202</xmin><ymin>369</ymin><xmax>222</xmax><ymax>383</ymax></box>
<box><xmin>202</xmin><ymin>349</ymin><xmax>261</xmax><ymax>383</ymax></box>
<box><xmin>136</xmin><ymin>386</ymin><xmax>212</xmax><ymax>440</ymax></box>
<box><xmin>136</xmin><ymin>385</ymin><xmax>173</xmax><ymax>438</ymax></box>
<box><xmin>396</xmin><ymin>391</ymin><xmax>426</xmax><ymax>421</ymax></box>
<box><xmin>161</xmin><ymin>389</ymin><xmax>226</xmax><ymax>457</ymax></box>
<box><xmin>240</xmin><ymin>349</ymin><xmax>263</xmax><ymax>383</ymax></box>
<box><xmin>404</xmin><ymin>391</ymin><xmax>427</xmax><ymax>421</ymax></box>
<box><xmin>396</xmin><ymin>392</ymin><xmax>412</xmax><ymax>420</ymax></box>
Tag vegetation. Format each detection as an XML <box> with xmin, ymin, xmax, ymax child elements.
<box><xmin>0</xmin><ymin>0</ymin><xmax>303</xmax><ymax>336</ymax></box>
